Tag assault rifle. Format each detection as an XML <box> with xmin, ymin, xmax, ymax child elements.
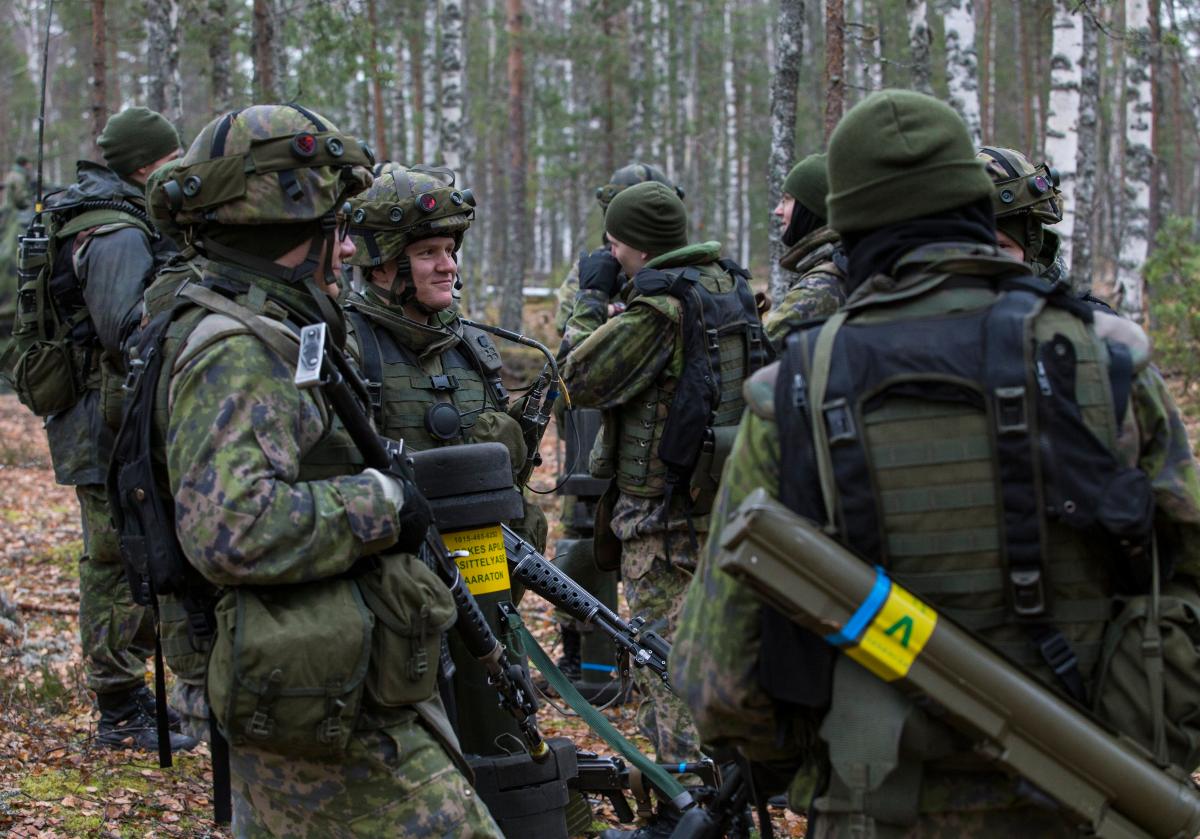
<box><xmin>718</xmin><ymin>489</ymin><xmax>1200</xmax><ymax>839</ymax></box>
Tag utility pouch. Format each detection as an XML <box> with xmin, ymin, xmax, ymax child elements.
<box><xmin>12</xmin><ymin>339</ymin><xmax>80</xmax><ymax>416</ymax></box>
<box><xmin>207</xmin><ymin>577</ymin><xmax>373</xmax><ymax>758</ymax></box>
<box><xmin>98</xmin><ymin>354</ymin><xmax>126</xmax><ymax>431</ymax></box>
<box><xmin>157</xmin><ymin>595</ymin><xmax>213</xmax><ymax>684</ymax></box>
<box><xmin>357</xmin><ymin>555</ymin><xmax>456</xmax><ymax>710</ymax></box>
<box><xmin>689</xmin><ymin>425</ymin><xmax>738</xmax><ymax>516</ymax></box>
<box><xmin>1092</xmin><ymin>578</ymin><xmax>1200</xmax><ymax>771</ymax></box>
<box><xmin>588</xmin><ymin>413</ymin><xmax>618</xmax><ymax>480</ymax></box>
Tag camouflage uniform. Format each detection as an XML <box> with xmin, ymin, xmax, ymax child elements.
<box><xmin>675</xmin><ymin>93</ymin><xmax>1200</xmax><ymax>836</ymax></box>
<box><xmin>147</xmin><ymin>106</ymin><xmax>501</xmax><ymax>837</ymax></box>
<box><xmin>762</xmin><ymin>226</ymin><xmax>848</xmax><ymax>350</ymax></box>
<box><xmin>3</xmin><ymin>161</ymin><xmax>32</xmax><ymax>212</ymax></box>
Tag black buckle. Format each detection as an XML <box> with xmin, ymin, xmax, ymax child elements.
<box><xmin>247</xmin><ymin>710</ymin><xmax>273</xmax><ymax>739</ymax></box>
<box><xmin>823</xmin><ymin>398</ymin><xmax>857</xmax><ymax>444</ymax></box>
<box><xmin>1037</xmin><ymin>631</ymin><xmax>1078</xmax><ymax>677</ymax></box>
<box><xmin>187</xmin><ymin>610</ymin><xmax>214</xmax><ymax>639</ymax></box>
<box><xmin>429</xmin><ymin>374</ymin><xmax>459</xmax><ymax>391</ymax></box>
<box><xmin>706</xmin><ymin>327</ymin><xmax>720</xmax><ymax>352</ymax></box>
<box><xmin>1010</xmin><ymin>567</ymin><xmax>1046</xmax><ymax>617</ymax></box>
<box><xmin>995</xmin><ymin>386</ymin><xmax>1028</xmax><ymax>434</ymax></box>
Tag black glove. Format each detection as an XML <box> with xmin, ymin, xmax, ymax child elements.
<box><xmin>382</xmin><ymin>439</ymin><xmax>434</xmax><ymax>553</ymax></box>
<box><xmin>577</xmin><ymin>247</ymin><xmax>624</xmax><ymax>297</ymax></box>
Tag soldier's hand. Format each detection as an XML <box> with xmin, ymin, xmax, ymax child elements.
<box><xmin>364</xmin><ymin>467</ymin><xmax>433</xmax><ymax>553</ymax></box>
<box><xmin>578</xmin><ymin>248</ymin><xmax>624</xmax><ymax>297</ymax></box>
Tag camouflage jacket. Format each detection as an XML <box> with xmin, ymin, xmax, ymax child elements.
<box><xmin>764</xmin><ymin>226</ymin><xmax>848</xmax><ymax>351</ymax></box>
<box><xmin>672</xmin><ymin>245</ymin><xmax>1200</xmax><ymax>808</ymax></box>
<box><xmin>45</xmin><ymin>163</ymin><xmax>175</xmax><ymax>486</ymax></box>
<box><xmin>166</xmin><ymin>262</ymin><xmax>401</xmax><ymax>588</ymax></box>
<box><xmin>3</xmin><ymin>165</ymin><xmax>31</xmax><ymax>212</ymax></box>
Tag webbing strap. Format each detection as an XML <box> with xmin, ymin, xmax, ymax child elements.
<box><xmin>178</xmin><ymin>284</ymin><xmax>301</xmax><ymax>370</ymax></box>
<box><xmin>346</xmin><ymin>309</ymin><xmax>384</xmax><ymax>417</ymax></box>
<box><xmin>807</xmin><ymin>310</ymin><xmax>849</xmax><ymax>535</ymax></box>
<box><xmin>505</xmin><ymin>613</ymin><xmax>688</xmax><ymax>802</ymax></box>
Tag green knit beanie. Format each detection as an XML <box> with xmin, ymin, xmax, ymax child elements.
<box><xmin>826</xmin><ymin>90</ymin><xmax>994</xmax><ymax>234</ymax></box>
<box><xmin>98</xmin><ymin>107</ymin><xmax>181</xmax><ymax>177</ymax></box>
<box><xmin>605</xmin><ymin>181</ymin><xmax>688</xmax><ymax>255</ymax></box>
<box><xmin>783</xmin><ymin>153</ymin><xmax>829</xmax><ymax>220</ymax></box>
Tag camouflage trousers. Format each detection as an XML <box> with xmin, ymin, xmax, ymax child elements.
<box><xmin>76</xmin><ymin>484</ymin><xmax>154</xmax><ymax>695</ymax></box>
<box><xmin>621</xmin><ymin>530</ymin><xmax>701</xmax><ymax>765</ymax></box>
<box><xmin>229</xmin><ymin>711</ymin><xmax>503</xmax><ymax>839</ymax></box>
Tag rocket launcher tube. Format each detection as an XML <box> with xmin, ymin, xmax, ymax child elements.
<box><xmin>717</xmin><ymin>489</ymin><xmax>1200</xmax><ymax>839</ymax></box>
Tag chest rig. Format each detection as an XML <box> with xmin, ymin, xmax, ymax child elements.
<box><xmin>346</xmin><ymin>307</ymin><xmax>508</xmax><ymax>451</ymax></box>
<box><xmin>617</xmin><ymin>258</ymin><xmax>771</xmax><ymax>505</ymax></box>
<box><xmin>769</xmin><ymin>271</ymin><xmax>1154</xmax><ymax>710</ymax></box>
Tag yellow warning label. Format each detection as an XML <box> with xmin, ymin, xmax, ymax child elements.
<box><xmin>845</xmin><ymin>581</ymin><xmax>937</xmax><ymax>682</ymax></box>
<box><xmin>445</xmin><ymin>525</ymin><xmax>510</xmax><ymax>595</ymax></box>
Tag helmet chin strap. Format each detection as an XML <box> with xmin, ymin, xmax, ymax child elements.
<box><xmin>387</xmin><ymin>255</ymin><xmax>439</xmax><ymax>319</ymax></box>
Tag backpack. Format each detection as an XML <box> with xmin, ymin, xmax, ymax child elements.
<box><xmin>2</xmin><ymin>197</ymin><xmax>155</xmax><ymax>416</ymax></box>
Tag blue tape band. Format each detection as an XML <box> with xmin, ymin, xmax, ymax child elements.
<box><xmin>679</xmin><ymin>763</ymin><xmax>686</xmax><ymax>773</ymax></box>
<box><xmin>581</xmin><ymin>662</ymin><xmax>615</xmax><ymax>673</ymax></box>
<box><xmin>825</xmin><ymin>566</ymin><xmax>890</xmax><ymax>647</ymax></box>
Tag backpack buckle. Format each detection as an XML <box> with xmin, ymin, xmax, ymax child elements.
<box><xmin>1036</xmin><ymin>630</ymin><xmax>1078</xmax><ymax>677</ymax></box>
<box><xmin>246</xmin><ymin>710</ymin><xmax>273</xmax><ymax>739</ymax></box>
<box><xmin>408</xmin><ymin>647</ymin><xmax>429</xmax><ymax>681</ymax></box>
<box><xmin>994</xmin><ymin>386</ymin><xmax>1028</xmax><ymax>434</ymax></box>
<box><xmin>823</xmin><ymin>399</ymin><xmax>857</xmax><ymax>444</ymax></box>
<box><xmin>429</xmin><ymin>374</ymin><xmax>459</xmax><ymax>391</ymax></box>
<box><xmin>1010</xmin><ymin>567</ymin><xmax>1046</xmax><ymax>616</ymax></box>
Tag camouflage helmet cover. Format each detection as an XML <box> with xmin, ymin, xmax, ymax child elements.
<box><xmin>595</xmin><ymin>162</ymin><xmax>684</xmax><ymax>209</ymax></box>
<box><xmin>149</xmin><ymin>104</ymin><xmax>374</xmax><ymax>229</ymax></box>
<box><xmin>977</xmin><ymin>146</ymin><xmax>1063</xmax><ymax>226</ymax></box>
<box><xmin>344</xmin><ymin>164</ymin><xmax>475</xmax><ymax>268</ymax></box>
<box><xmin>144</xmin><ymin>158</ymin><xmax>185</xmax><ymax>243</ymax></box>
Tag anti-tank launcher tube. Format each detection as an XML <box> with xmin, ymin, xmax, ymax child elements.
<box><xmin>717</xmin><ymin>489</ymin><xmax>1200</xmax><ymax>839</ymax></box>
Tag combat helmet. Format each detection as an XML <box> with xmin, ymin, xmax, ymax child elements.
<box><xmin>977</xmin><ymin>146</ymin><xmax>1062</xmax><ymax>261</ymax></box>
<box><xmin>144</xmin><ymin>158</ymin><xmax>185</xmax><ymax>247</ymax></box>
<box><xmin>595</xmin><ymin>163</ymin><xmax>684</xmax><ymax>210</ymax></box>
<box><xmin>149</xmin><ymin>104</ymin><xmax>374</xmax><ymax>283</ymax></box>
<box><xmin>344</xmin><ymin>164</ymin><xmax>475</xmax><ymax>309</ymax></box>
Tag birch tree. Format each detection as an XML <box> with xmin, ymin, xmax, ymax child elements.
<box><xmin>252</xmin><ymin>0</ymin><xmax>277</xmax><ymax>100</ymax></box>
<box><xmin>145</xmin><ymin>0</ymin><xmax>181</xmax><ymax>123</ymax></box>
<box><xmin>907</xmin><ymin>0</ymin><xmax>933</xmax><ymax>94</ymax></box>
<box><xmin>365</xmin><ymin>0</ymin><xmax>388</xmax><ymax>160</ymax></box>
<box><xmin>1116</xmin><ymin>0</ymin><xmax>1153</xmax><ymax>319</ymax></box>
<box><xmin>943</xmin><ymin>0</ymin><xmax>981</xmax><ymax>144</ymax></box>
<box><xmin>767</xmin><ymin>0</ymin><xmax>804</xmax><ymax>301</ymax></box>
<box><xmin>1071</xmin><ymin>8</ymin><xmax>1100</xmax><ymax>287</ymax></box>
<box><xmin>439</xmin><ymin>0</ymin><xmax>466</xmax><ymax>172</ymax></box>
<box><xmin>90</xmin><ymin>0</ymin><xmax>106</xmax><ymax>150</ymax></box>
<box><xmin>825</xmin><ymin>0</ymin><xmax>846</xmax><ymax>139</ymax></box>
<box><xmin>1044</xmin><ymin>0</ymin><xmax>1082</xmax><ymax>267</ymax></box>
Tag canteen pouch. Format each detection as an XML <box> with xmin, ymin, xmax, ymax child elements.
<box><xmin>207</xmin><ymin>577</ymin><xmax>373</xmax><ymax>758</ymax></box>
<box><xmin>1092</xmin><ymin>579</ymin><xmax>1200</xmax><ymax>771</ymax></box>
<box><xmin>357</xmin><ymin>555</ymin><xmax>456</xmax><ymax>709</ymax></box>
<box><xmin>690</xmin><ymin>425</ymin><xmax>738</xmax><ymax>516</ymax></box>
<box><xmin>12</xmin><ymin>339</ymin><xmax>80</xmax><ymax>416</ymax></box>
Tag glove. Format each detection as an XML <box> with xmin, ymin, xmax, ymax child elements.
<box><xmin>577</xmin><ymin>248</ymin><xmax>624</xmax><ymax>297</ymax></box>
<box><xmin>364</xmin><ymin>463</ymin><xmax>433</xmax><ymax>554</ymax></box>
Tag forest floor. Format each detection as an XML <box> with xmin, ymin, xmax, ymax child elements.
<box><xmin>1</xmin><ymin>291</ymin><xmax>1198</xmax><ymax>838</ymax></box>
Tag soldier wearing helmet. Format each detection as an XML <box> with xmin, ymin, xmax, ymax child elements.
<box><xmin>764</xmin><ymin>152</ymin><xmax>850</xmax><ymax>350</ymax></box>
<box><xmin>137</xmin><ymin>106</ymin><xmax>500</xmax><ymax>837</ymax></box>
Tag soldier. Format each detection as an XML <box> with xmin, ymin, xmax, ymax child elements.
<box><xmin>0</xmin><ymin>155</ymin><xmax>35</xmax><ymax>363</ymax></box>
<box><xmin>138</xmin><ymin>106</ymin><xmax>502</xmax><ymax>836</ymax></box>
<box><xmin>29</xmin><ymin>108</ymin><xmax>191</xmax><ymax>752</ymax></box>
<box><xmin>763</xmin><ymin>153</ymin><xmax>849</xmax><ymax>350</ymax></box>
<box><xmin>3</xmin><ymin>154</ymin><xmax>33</xmax><ymax>213</ymax></box>
<box><xmin>672</xmin><ymin>89</ymin><xmax>1200</xmax><ymax>836</ymax></box>
<box><xmin>551</xmin><ymin>163</ymin><xmax>682</xmax><ymax>697</ymax></box>
<box><xmin>561</xmin><ymin>181</ymin><xmax>770</xmax><ymax>832</ymax></box>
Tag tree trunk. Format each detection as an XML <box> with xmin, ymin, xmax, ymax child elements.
<box><xmin>1116</xmin><ymin>0</ymin><xmax>1153</xmax><ymax>320</ymax></box>
<box><xmin>979</xmin><ymin>0</ymin><xmax>992</xmax><ymax>137</ymax></box>
<box><xmin>768</xmin><ymin>0</ymin><xmax>804</xmax><ymax>303</ymax></box>
<box><xmin>407</xmin><ymin>2</ymin><xmax>426</xmax><ymax>161</ymax></box>
<box><xmin>943</xmin><ymin>0</ymin><xmax>981</xmax><ymax>143</ymax></box>
<box><xmin>1045</xmin><ymin>0</ymin><xmax>1082</xmax><ymax>266</ymax></box>
<box><xmin>391</xmin><ymin>25</ymin><xmax>408</xmax><ymax>164</ymax></box>
<box><xmin>601</xmin><ymin>0</ymin><xmax>617</xmax><ymax>176</ymax></box>
<box><xmin>206</xmin><ymin>0</ymin><xmax>231</xmax><ymax>116</ymax></box>
<box><xmin>906</xmin><ymin>0</ymin><xmax>932</xmax><ymax>94</ymax></box>
<box><xmin>365</xmin><ymin>0</ymin><xmax>389</xmax><ymax>161</ymax></box>
<box><xmin>1146</xmin><ymin>0</ymin><xmax>1164</xmax><ymax>244</ymax></box>
<box><xmin>1020</xmin><ymin>0</ymin><xmax>1035</xmax><ymax>152</ymax></box>
<box><xmin>1071</xmin><ymin>8</ymin><xmax>1100</xmax><ymax>292</ymax></box>
<box><xmin>438</xmin><ymin>0</ymin><xmax>465</xmax><ymax>172</ymax></box>
<box><xmin>252</xmin><ymin>0</ymin><xmax>276</xmax><ymax>101</ymax></box>
<box><xmin>90</xmin><ymin>0</ymin><xmax>107</xmax><ymax>155</ymax></box>
<box><xmin>825</xmin><ymin>0</ymin><xmax>846</xmax><ymax>140</ymax></box>
<box><xmin>500</xmin><ymin>0</ymin><xmax>527</xmax><ymax>331</ymax></box>
<box><xmin>145</xmin><ymin>0</ymin><xmax>181</xmax><ymax>123</ymax></box>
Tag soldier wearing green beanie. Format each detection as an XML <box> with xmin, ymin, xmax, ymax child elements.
<box><xmin>673</xmin><ymin>87</ymin><xmax>1198</xmax><ymax>838</ymax></box>
<box><xmin>765</xmin><ymin>153</ymin><xmax>849</xmax><ymax>350</ymax></box>
<box><xmin>561</xmin><ymin>170</ymin><xmax>772</xmax><ymax>839</ymax></box>
<box><xmin>28</xmin><ymin>108</ymin><xmax>187</xmax><ymax>754</ymax></box>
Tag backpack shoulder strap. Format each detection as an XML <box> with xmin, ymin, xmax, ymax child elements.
<box><xmin>345</xmin><ymin>308</ymin><xmax>384</xmax><ymax>420</ymax></box>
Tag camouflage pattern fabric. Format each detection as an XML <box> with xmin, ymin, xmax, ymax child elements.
<box><xmin>764</xmin><ymin>226</ymin><xmax>848</xmax><ymax>350</ymax></box>
<box><xmin>76</xmin><ymin>483</ymin><xmax>155</xmax><ymax>694</ymax></box>
<box><xmin>554</xmin><ymin>260</ymin><xmax>581</xmax><ymax>336</ymax></box>
<box><xmin>229</xmin><ymin>711</ymin><xmax>502</xmax><ymax>838</ymax></box>
<box><xmin>620</xmin><ymin>526</ymin><xmax>701</xmax><ymax>765</ymax></box>
<box><xmin>673</xmin><ymin>264</ymin><xmax>1200</xmax><ymax>830</ymax></box>
<box><xmin>3</xmin><ymin>164</ymin><xmax>31</xmax><ymax>212</ymax></box>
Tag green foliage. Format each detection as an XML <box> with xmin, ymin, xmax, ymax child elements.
<box><xmin>1145</xmin><ymin>216</ymin><xmax>1200</xmax><ymax>392</ymax></box>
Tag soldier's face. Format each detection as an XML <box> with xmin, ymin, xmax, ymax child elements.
<box><xmin>774</xmin><ymin>194</ymin><xmax>795</xmax><ymax>228</ymax></box>
<box><xmin>405</xmin><ymin>236</ymin><xmax>458</xmax><ymax>313</ymax></box>
<box><xmin>608</xmin><ymin>235</ymin><xmax>649</xmax><ymax>279</ymax></box>
<box><xmin>995</xmin><ymin>229</ymin><xmax>1026</xmax><ymax>262</ymax></box>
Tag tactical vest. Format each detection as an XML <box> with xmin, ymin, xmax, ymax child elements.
<box><xmin>772</xmin><ymin>267</ymin><xmax>1153</xmax><ymax>708</ymax></box>
<box><xmin>616</xmin><ymin>258</ymin><xmax>770</xmax><ymax>498</ymax></box>
<box><xmin>346</xmin><ymin>303</ymin><xmax>508</xmax><ymax>451</ymax></box>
